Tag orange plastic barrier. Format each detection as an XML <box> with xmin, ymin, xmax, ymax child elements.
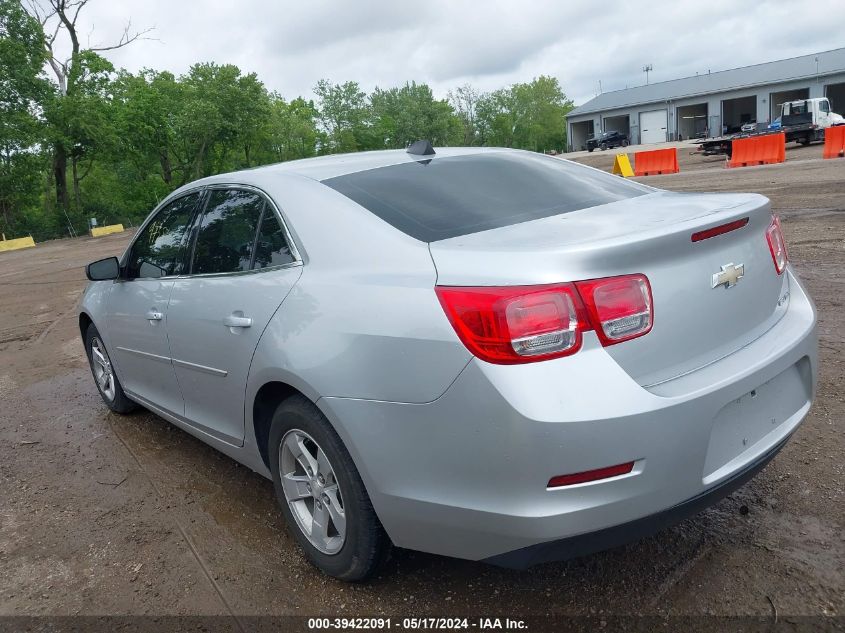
<box><xmin>728</xmin><ymin>133</ymin><xmax>785</xmax><ymax>168</ymax></box>
<box><xmin>823</xmin><ymin>125</ymin><xmax>845</xmax><ymax>159</ymax></box>
<box><xmin>633</xmin><ymin>148</ymin><xmax>679</xmax><ymax>176</ymax></box>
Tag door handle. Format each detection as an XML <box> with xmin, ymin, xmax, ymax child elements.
<box><xmin>223</xmin><ymin>314</ymin><xmax>252</xmax><ymax>328</ymax></box>
<box><xmin>145</xmin><ymin>310</ymin><xmax>163</xmax><ymax>321</ymax></box>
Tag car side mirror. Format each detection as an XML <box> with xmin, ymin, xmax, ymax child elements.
<box><xmin>86</xmin><ymin>256</ymin><xmax>120</xmax><ymax>281</ymax></box>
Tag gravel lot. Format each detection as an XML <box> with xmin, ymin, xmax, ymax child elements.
<box><xmin>1</xmin><ymin>144</ymin><xmax>843</xmax><ymax>628</ymax></box>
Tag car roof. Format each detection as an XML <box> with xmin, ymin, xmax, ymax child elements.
<box><xmin>176</xmin><ymin>147</ymin><xmax>520</xmax><ymax>193</ymax></box>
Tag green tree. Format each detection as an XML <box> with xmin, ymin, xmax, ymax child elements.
<box><xmin>476</xmin><ymin>76</ymin><xmax>573</xmax><ymax>152</ymax></box>
<box><xmin>512</xmin><ymin>76</ymin><xmax>573</xmax><ymax>152</ymax></box>
<box><xmin>176</xmin><ymin>62</ymin><xmax>272</xmax><ymax>179</ymax></box>
<box><xmin>262</xmin><ymin>95</ymin><xmax>319</xmax><ymax>163</ymax></box>
<box><xmin>110</xmin><ymin>69</ymin><xmax>182</xmax><ymax>187</ymax></box>
<box><xmin>447</xmin><ymin>84</ymin><xmax>482</xmax><ymax>146</ymax></box>
<box><xmin>314</xmin><ymin>79</ymin><xmax>370</xmax><ymax>153</ymax></box>
<box><xmin>24</xmin><ymin>0</ymin><xmax>151</xmax><ymax>227</ymax></box>
<box><xmin>476</xmin><ymin>88</ymin><xmax>517</xmax><ymax>148</ymax></box>
<box><xmin>41</xmin><ymin>49</ymin><xmax>116</xmax><ymax>215</ymax></box>
<box><xmin>0</xmin><ymin>0</ymin><xmax>50</xmax><ymax>236</ymax></box>
<box><xmin>370</xmin><ymin>81</ymin><xmax>460</xmax><ymax>149</ymax></box>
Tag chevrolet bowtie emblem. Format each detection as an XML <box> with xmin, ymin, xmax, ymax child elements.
<box><xmin>712</xmin><ymin>263</ymin><xmax>745</xmax><ymax>289</ymax></box>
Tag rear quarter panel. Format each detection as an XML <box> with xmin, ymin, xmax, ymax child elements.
<box><xmin>245</xmin><ymin>174</ymin><xmax>472</xmax><ymax>405</ymax></box>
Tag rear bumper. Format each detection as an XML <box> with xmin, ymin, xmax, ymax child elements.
<box><xmin>484</xmin><ymin>430</ymin><xmax>791</xmax><ymax>568</ymax></box>
<box><xmin>319</xmin><ymin>267</ymin><xmax>817</xmax><ymax>563</ymax></box>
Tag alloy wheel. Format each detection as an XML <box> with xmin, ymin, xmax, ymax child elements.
<box><xmin>279</xmin><ymin>429</ymin><xmax>346</xmax><ymax>554</ymax></box>
<box><xmin>90</xmin><ymin>337</ymin><xmax>116</xmax><ymax>402</ymax></box>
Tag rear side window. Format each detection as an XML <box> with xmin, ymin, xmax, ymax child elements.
<box><xmin>323</xmin><ymin>152</ymin><xmax>649</xmax><ymax>242</ymax></box>
<box><xmin>253</xmin><ymin>210</ymin><xmax>296</xmax><ymax>269</ymax></box>
<box><xmin>127</xmin><ymin>192</ymin><xmax>200</xmax><ymax>279</ymax></box>
<box><xmin>191</xmin><ymin>189</ymin><xmax>264</xmax><ymax>275</ymax></box>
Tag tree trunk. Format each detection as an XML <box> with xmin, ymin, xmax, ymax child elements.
<box><xmin>159</xmin><ymin>150</ymin><xmax>172</xmax><ymax>185</ymax></box>
<box><xmin>192</xmin><ymin>140</ymin><xmax>207</xmax><ymax>180</ymax></box>
<box><xmin>72</xmin><ymin>155</ymin><xmax>83</xmax><ymax>211</ymax></box>
<box><xmin>0</xmin><ymin>200</ymin><xmax>10</xmax><ymax>233</ymax></box>
<box><xmin>53</xmin><ymin>144</ymin><xmax>70</xmax><ymax>212</ymax></box>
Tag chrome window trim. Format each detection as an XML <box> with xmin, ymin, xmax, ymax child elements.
<box><xmin>184</xmin><ymin>183</ymin><xmax>303</xmax><ymax>279</ymax></box>
<box><xmin>178</xmin><ymin>260</ymin><xmax>302</xmax><ymax>280</ymax></box>
<box><xmin>121</xmin><ymin>183</ymin><xmax>303</xmax><ymax>281</ymax></box>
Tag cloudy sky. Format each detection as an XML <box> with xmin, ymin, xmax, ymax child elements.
<box><xmin>45</xmin><ymin>0</ymin><xmax>845</xmax><ymax>106</ymax></box>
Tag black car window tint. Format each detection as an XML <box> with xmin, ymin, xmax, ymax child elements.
<box><xmin>252</xmin><ymin>208</ymin><xmax>296</xmax><ymax>270</ymax></box>
<box><xmin>192</xmin><ymin>189</ymin><xmax>264</xmax><ymax>275</ymax></box>
<box><xmin>324</xmin><ymin>152</ymin><xmax>650</xmax><ymax>242</ymax></box>
<box><xmin>127</xmin><ymin>192</ymin><xmax>201</xmax><ymax>279</ymax></box>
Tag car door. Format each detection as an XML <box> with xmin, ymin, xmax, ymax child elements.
<box><xmin>166</xmin><ymin>186</ymin><xmax>302</xmax><ymax>445</ymax></box>
<box><xmin>105</xmin><ymin>191</ymin><xmax>203</xmax><ymax>416</ymax></box>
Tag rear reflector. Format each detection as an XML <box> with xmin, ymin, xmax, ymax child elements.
<box><xmin>548</xmin><ymin>461</ymin><xmax>635</xmax><ymax>488</ymax></box>
<box><xmin>691</xmin><ymin>217</ymin><xmax>749</xmax><ymax>242</ymax></box>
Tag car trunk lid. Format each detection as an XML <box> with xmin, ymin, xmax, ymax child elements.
<box><xmin>429</xmin><ymin>191</ymin><xmax>788</xmax><ymax>386</ymax></box>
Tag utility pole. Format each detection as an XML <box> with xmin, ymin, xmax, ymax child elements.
<box><xmin>643</xmin><ymin>64</ymin><xmax>653</xmax><ymax>85</ymax></box>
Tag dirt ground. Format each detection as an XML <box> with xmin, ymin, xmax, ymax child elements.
<box><xmin>1</xmin><ymin>144</ymin><xmax>843</xmax><ymax>628</ymax></box>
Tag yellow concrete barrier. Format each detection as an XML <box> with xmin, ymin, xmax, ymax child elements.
<box><xmin>0</xmin><ymin>235</ymin><xmax>36</xmax><ymax>252</ymax></box>
<box><xmin>90</xmin><ymin>224</ymin><xmax>124</xmax><ymax>237</ymax></box>
<box><xmin>612</xmin><ymin>153</ymin><xmax>634</xmax><ymax>177</ymax></box>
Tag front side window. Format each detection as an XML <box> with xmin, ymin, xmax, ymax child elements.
<box><xmin>127</xmin><ymin>192</ymin><xmax>201</xmax><ymax>279</ymax></box>
<box><xmin>191</xmin><ymin>189</ymin><xmax>264</xmax><ymax>275</ymax></box>
<box><xmin>820</xmin><ymin>99</ymin><xmax>830</xmax><ymax>113</ymax></box>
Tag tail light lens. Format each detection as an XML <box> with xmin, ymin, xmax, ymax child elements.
<box><xmin>435</xmin><ymin>284</ymin><xmax>588</xmax><ymax>364</ymax></box>
<box><xmin>436</xmin><ymin>274</ymin><xmax>653</xmax><ymax>364</ymax></box>
<box><xmin>575</xmin><ymin>274</ymin><xmax>653</xmax><ymax>346</ymax></box>
<box><xmin>765</xmin><ymin>215</ymin><xmax>788</xmax><ymax>275</ymax></box>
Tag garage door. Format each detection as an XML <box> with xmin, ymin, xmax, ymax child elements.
<box><xmin>640</xmin><ymin>109</ymin><xmax>668</xmax><ymax>144</ymax></box>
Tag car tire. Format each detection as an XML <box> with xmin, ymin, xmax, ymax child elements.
<box><xmin>269</xmin><ymin>394</ymin><xmax>390</xmax><ymax>581</ymax></box>
<box><xmin>622</xmin><ymin>140</ymin><xmax>629</xmax><ymax>147</ymax></box>
<box><xmin>600</xmin><ymin>143</ymin><xmax>608</xmax><ymax>151</ymax></box>
<box><xmin>587</xmin><ymin>148</ymin><xmax>594</xmax><ymax>153</ymax></box>
<box><xmin>84</xmin><ymin>323</ymin><xmax>136</xmax><ymax>414</ymax></box>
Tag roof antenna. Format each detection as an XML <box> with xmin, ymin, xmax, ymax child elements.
<box><xmin>407</xmin><ymin>140</ymin><xmax>435</xmax><ymax>156</ymax></box>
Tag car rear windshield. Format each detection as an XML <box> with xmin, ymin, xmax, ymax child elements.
<box><xmin>322</xmin><ymin>152</ymin><xmax>650</xmax><ymax>242</ymax></box>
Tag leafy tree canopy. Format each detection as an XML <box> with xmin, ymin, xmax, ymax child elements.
<box><xmin>3</xmin><ymin>2</ymin><xmax>574</xmax><ymax>241</ymax></box>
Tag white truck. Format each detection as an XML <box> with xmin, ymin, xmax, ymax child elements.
<box><xmin>698</xmin><ymin>97</ymin><xmax>845</xmax><ymax>156</ymax></box>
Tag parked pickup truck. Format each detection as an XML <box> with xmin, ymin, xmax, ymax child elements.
<box><xmin>697</xmin><ymin>97</ymin><xmax>845</xmax><ymax>156</ymax></box>
<box><xmin>586</xmin><ymin>130</ymin><xmax>629</xmax><ymax>152</ymax></box>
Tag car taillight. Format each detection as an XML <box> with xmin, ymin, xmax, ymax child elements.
<box><xmin>575</xmin><ymin>274</ymin><xmax>653</xmax><ymax>346</ymax></box>
<box><xmin>765</xmin><ymin>215</ymin><xmax>788</xmax><ymax>275</ymax></box>
<box><xmin>436</xmin><ymin>274</ymin><xmax>653</xmax><ymax>364</ymax></box>
<box><xmin>435</xmin><ymin>284</ymin><xmax>588</xmax><ymax>364</ymax></box>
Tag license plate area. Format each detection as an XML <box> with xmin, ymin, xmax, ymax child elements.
<box><xmin>703</xmin><ymin>358</ymin><xmax>811</xmax><ymax>484</ymax></box>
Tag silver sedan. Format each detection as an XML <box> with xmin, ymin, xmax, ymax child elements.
<box><xmin>79</xmin><ymin>146</ymin><xmax>817</xmax><ymax>580</ymax></box>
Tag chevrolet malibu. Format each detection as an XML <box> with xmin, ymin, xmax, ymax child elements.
<box><xmin>79</xmin><ymin>145</ymin><xmax>817</xmax><ymax>581</ymax></box>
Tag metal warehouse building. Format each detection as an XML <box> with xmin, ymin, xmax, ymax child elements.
<box><xmin>567</xmin><ymin>48</ymin><xmax>845</xmax><ymax>151</ymax></box>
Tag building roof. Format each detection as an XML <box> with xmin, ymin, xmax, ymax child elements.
<box><xmin>569</xmin><ymin>47</ymin><xmax>845</xmax><ymax>117</ymax></box>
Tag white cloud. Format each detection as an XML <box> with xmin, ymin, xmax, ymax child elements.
<box><xmin>39</xmin><ymin>0</ymin><xmax>845</xmax><ymax>105</ymax></box>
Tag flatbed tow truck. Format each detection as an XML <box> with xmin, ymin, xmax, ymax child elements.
<box><xmin>697</xmin><ymin>97</ymin><xmax>845</xmax><ymax>157</ymax></box>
